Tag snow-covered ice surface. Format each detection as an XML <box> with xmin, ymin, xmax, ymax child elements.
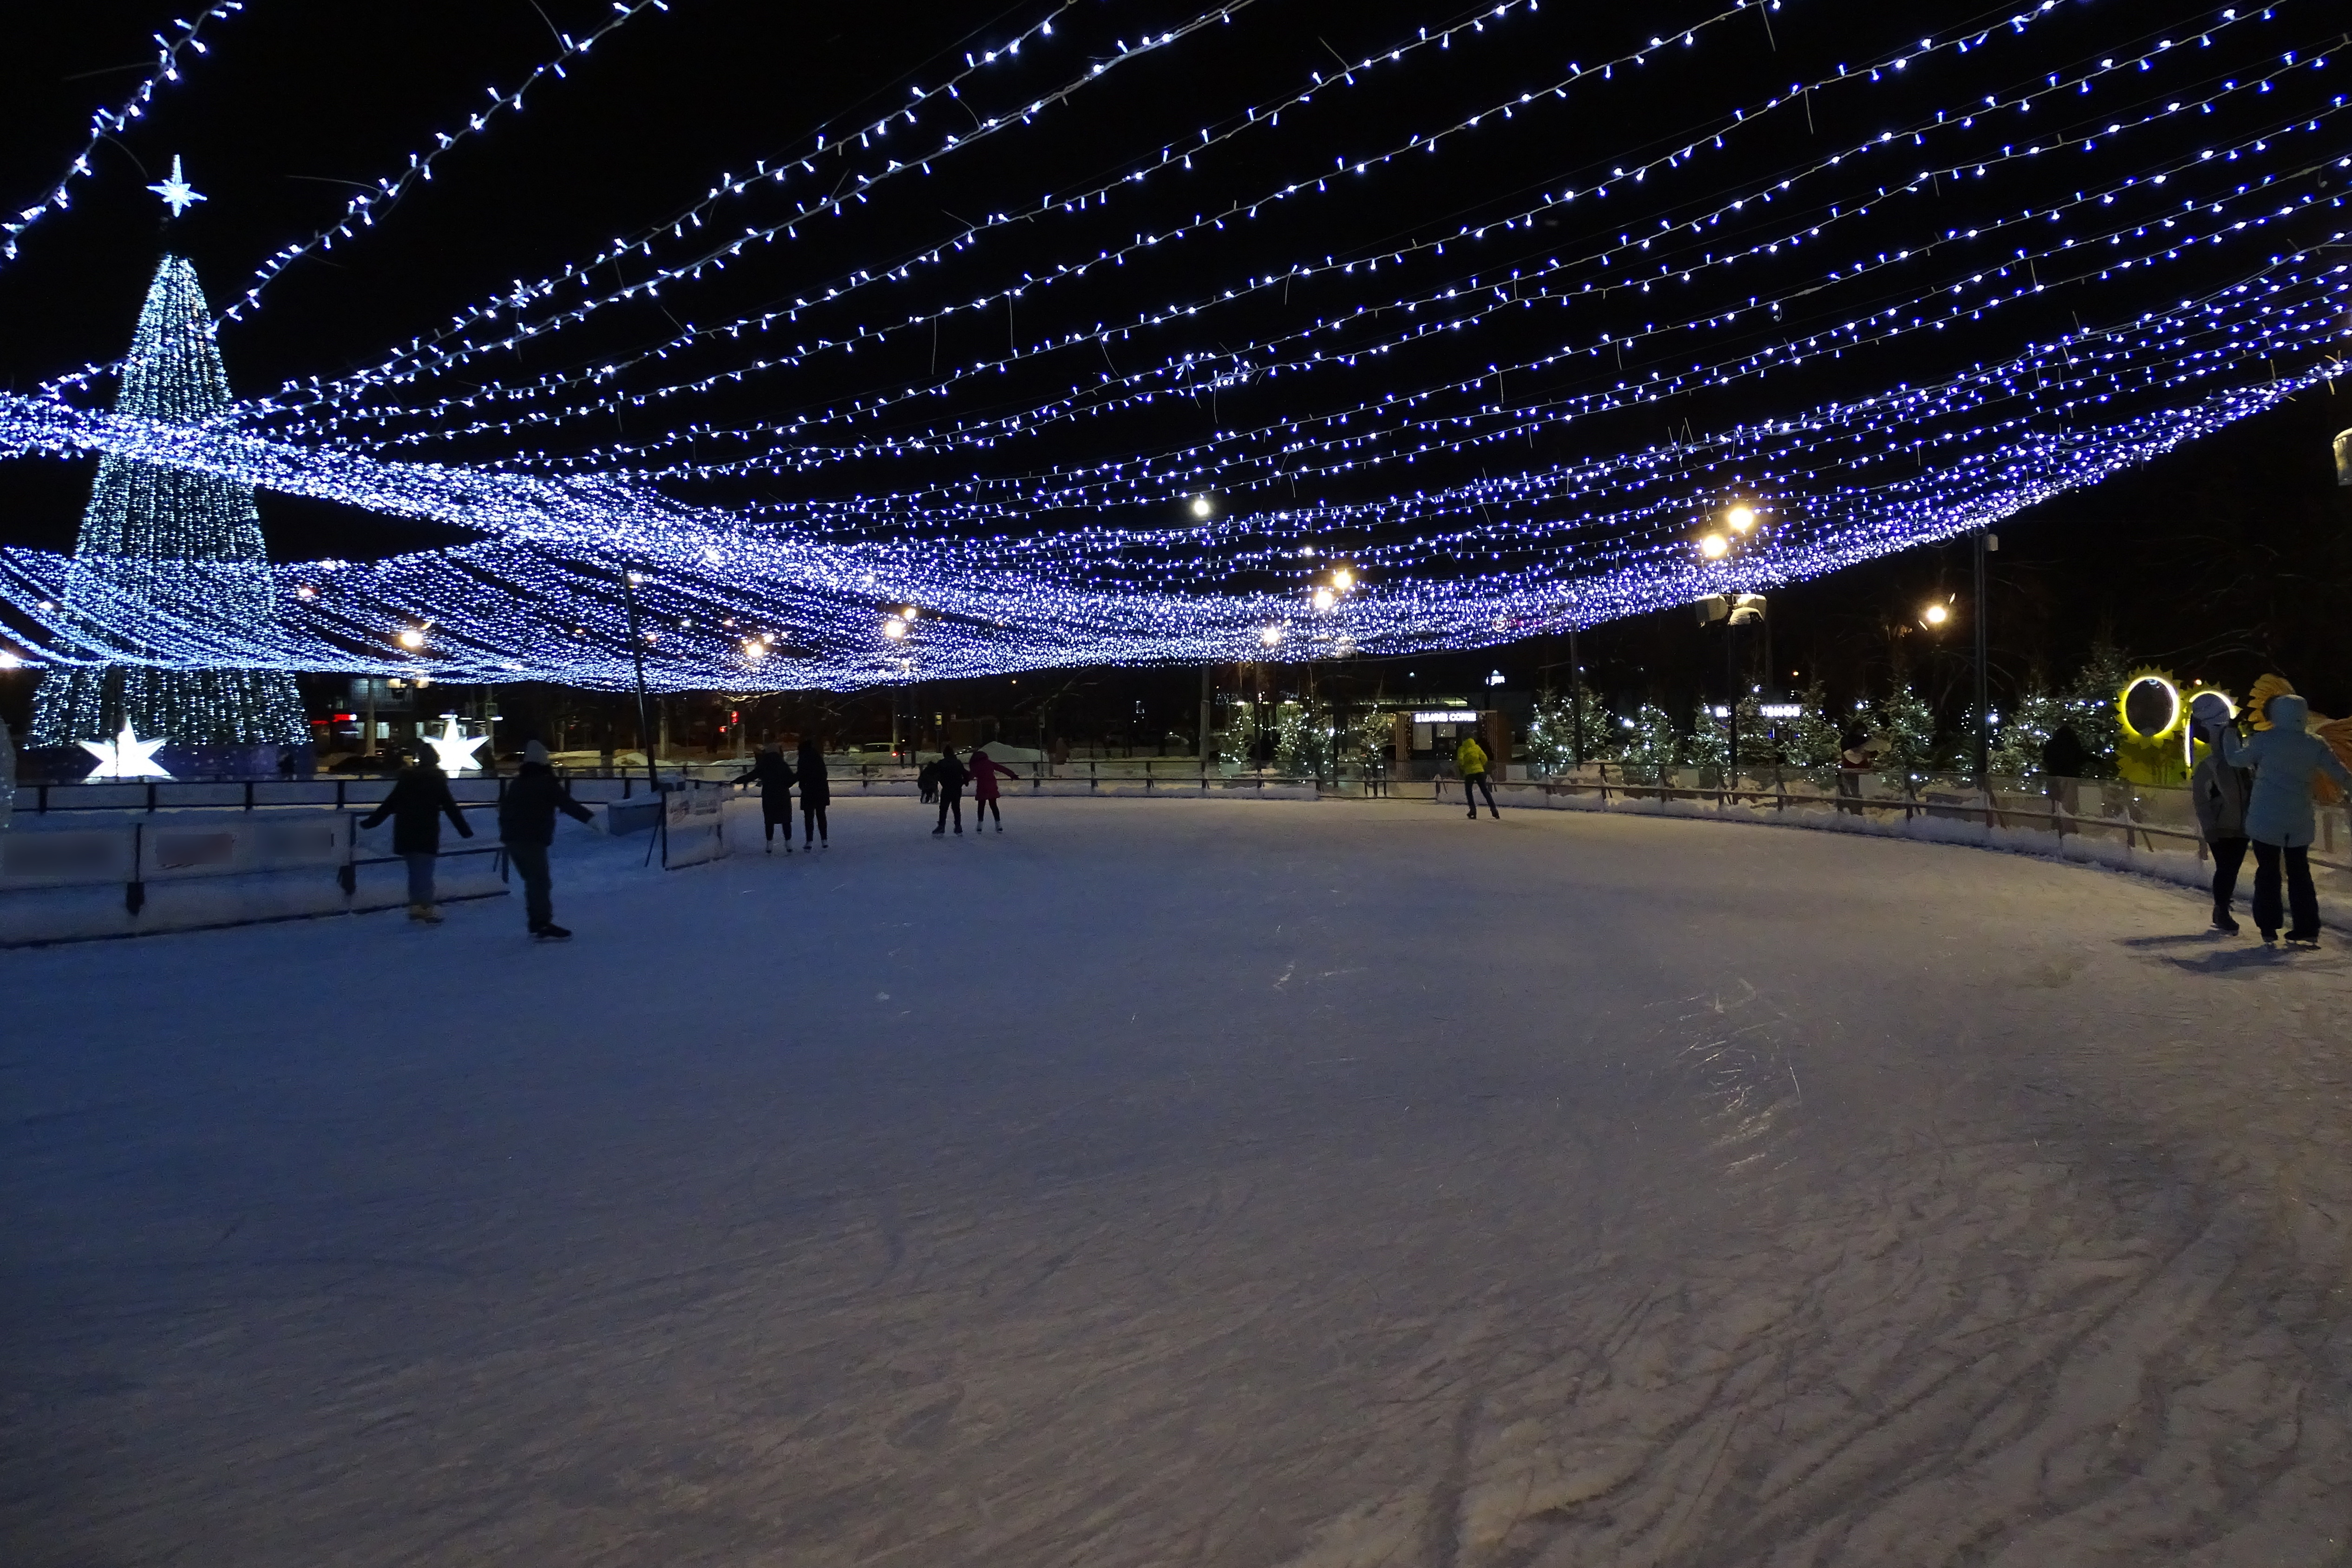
<box><xmin>6</xmin><ymin>796</ymin><xmax>2352</xmax><ymax>1566</ymax></box>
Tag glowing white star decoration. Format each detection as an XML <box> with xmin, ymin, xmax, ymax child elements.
<box><xmin>146</xmin><ymin>155</ymin><xmax>206</xmax><ymax>219</ymax></box>
<box><xmin>424</xmin><ymin>716</ymin><xmax>487</xmax><ymax>774</ymax></box>
<box><xmin>79</xmin><ymin>723</ymin><xmax>173</xmax><ymax>780</ymax></box>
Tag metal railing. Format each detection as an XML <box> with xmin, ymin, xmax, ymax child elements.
<box><xmin>1470</xmin><ymin>765</ymin><xmax>2352</xmax><ymax>878</ymax></box>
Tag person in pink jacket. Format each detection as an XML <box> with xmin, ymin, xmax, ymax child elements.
<box><xmin>967</xmin><ymin>746</ymin><xmax>1018</xmax><ymax>833</ymax></box>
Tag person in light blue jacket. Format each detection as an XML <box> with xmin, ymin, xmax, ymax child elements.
<box><xmin>2219</xmin><ymin>693</ymin><xmax>2352</xmax><ymax>946</ymax></box>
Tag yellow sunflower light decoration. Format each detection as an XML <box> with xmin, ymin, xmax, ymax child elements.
<box><xmin>2114</xmin><ymin>666</ymin><xmax>2192</xmax><ymax>786</ymax></box>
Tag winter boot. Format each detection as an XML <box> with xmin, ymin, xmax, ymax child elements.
<box><xmin>531</xmin><ymin>923</ymin><xmax>573</xmax><ymax>941</ymax></box>
<box><xmin>933</xmin><ymin>826</ymin><xmax>945</xmax><ymax>836</ymax></box>
<box><xmin>2209</xmin><ymin>912</ymin><xmax>2241</xmax><ymax>935</ymax></box>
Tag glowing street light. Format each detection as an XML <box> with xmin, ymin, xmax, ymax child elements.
<box><xmin>1259</xmin><ymin>623</ymin><xmax>1285</xmax><ymax>647</ymax></box>
<box><xmin>1726</xmin><ymin>505</ymin><xmax>1757</xmax><ymax>533</ymax></box>
<box><xmin>1330</xmin><ymin>567</ymin><xmax>1355</xmax><ymax>591</ymax></box>
<box><xmin>1311</xmin><ymin>586</ymin><xmax>1337</xmax><ymax>612</ymax></box>
<box><xmin>1698</xmin><ymin>533</ymin><xmax>1730</xmax><ymax>560</ymax></box>
<box><xmin>1922</xmin><ymin>601</ymin><xmax>1950</xmax><ymax>628</ymax></box>
<box><xmin>1191</xmin><ymin>494</ymin><xmax>1215</xmax><ymax>518</ymax></box>
<box><xmin>397</xmin><ymin>627</ymin><xmax>426</xmax><ymax>650</ymax></box>
<box><xmin>882</xmin><ymin>617</ymin><xmax>909</xmax><ymax>641</ymax></box>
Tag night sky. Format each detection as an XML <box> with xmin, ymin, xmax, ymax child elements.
<box><xmin>2</xmin><ymin>0</ymin><xmax>2347</xmax><ymax>735</ymax></box>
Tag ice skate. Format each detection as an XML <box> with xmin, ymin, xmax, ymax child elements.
<box><xmin>411</xmin><ymin>904</ymin><xmax>443</xmax><ymax>925</ymax></box>
<box><xmin>2209</xmin><ymin>914</ymin><xmax>2240</xmax><ymax>934</ymax></box>
<box><xmin>531</xmin><ymin>922</ymin><xmax>572</xmax><ymax>941</ymax></box>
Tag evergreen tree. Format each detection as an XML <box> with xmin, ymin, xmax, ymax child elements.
<box><xmin>32</xmin><ymin>256</ymin><xmax>306</xmax><ymax>748</ymax></box>
<box><xmin>1525</xmin><ymin>683</ymin><xmax>1617</xmax><ymax>774</ymax></box>
<box><xmin>2058</xmin><ymin>639</ymin><xmax>2134</xmax><ymax>778</ymax></box>
<box><xmin>1783</xmin><ymin>681</ymin><xmax>1845</xmax><ymax>771</ymax></box>
<box><xmin>1684</xmin><ymin>703</ymin><xmax>1728</xmax><ymax>780</ymax></box>
<box><xmin>1873</xmin><ymin>686</ymin><xmax>1939</xmax><ymax>792</ymax></box>
<box><xmin>1625</xmin><ymin>702</ymin><xmax>1678</xmax><ymax>783</ymax></box>
<box><xmin>1990</xmin><ymin>684</ymin><xmax>2070</xmax><ymax>778</ymax></box>
<box><xmin>1215</xmin><ymin>694</ymin><xmax>1261</xmax><ymax>769</ymax></box>
<box><xmin>1275</xmin><ymin>700</ymin><xmax>1337</xmax><ymax>778</ymax></box>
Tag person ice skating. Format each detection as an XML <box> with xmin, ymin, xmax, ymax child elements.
<box><xmin>499</xmin><ymin>740</ymin><xmax>599</xmax><ymax>939</ymax></box>
<box><xmin>1456</xmin><ymin>733</ymin><xmax>1500</xmax><ymax>819</ymax></box>
<box><xmin>797</xmin><ymin>735</ymin><xmax>830</xmax><ymax>847</ymax></box>
<box><xmin>968</xmin><ymin>745</ymin><xmax>1016</xmax><ymax>832</ymax></box>
<box><xmin>1836</xmin><ymin>726</ymin><xmax>1873</xmax><ymax>815</ymax></box>
<box><xmin>932</xmin><ymin>745</ymin><xmax>968</xmax><ymax>835</ymax></box>
<box><xmin>2041</xmin><ymin>722</ymin><xmax>2089</xmax><ymax>819</ymax></box>
<box><xmin>2220</xmin><ymin>692</ymin><xmax>2352</xmax><ymax>947</ymax></box>
<box><xmin>360</xmin><ymin>747</ymin><xmax>474</xmax><ymax>923</ymax></box>
<box><xmin>736</xmin><ymin>745</ymin><xmax>799</xmax><ymax>853</ymax></box>
<box><xmin>2188</xmin><ymin>693</ymin><xmax>2253</xmax><ymax>934</ymax></box>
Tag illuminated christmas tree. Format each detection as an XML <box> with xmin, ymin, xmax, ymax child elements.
<box><xmin>30</xmin><ymin>253</ymin><xmax>307</xmax><ymax>750</ymax></box>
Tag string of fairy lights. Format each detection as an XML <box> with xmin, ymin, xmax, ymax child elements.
<box><xmin>4</xmin><ymin>239</ymin><xmax>2342</xmax><ymax>689</ymax></box>
<box><xmin>287</xmin><ymin>0</ymin><xmax>2240</xmax><ymax>459</ymax></box>
<box><xmin>0</xmin><ymin>0</ymin><xmax>2345</xmax><ymax>694</ymax></box>
<box><xmin>0</xmin><ymin>3</ymin><xmax>245</xmax><ymax>267</ymax></box>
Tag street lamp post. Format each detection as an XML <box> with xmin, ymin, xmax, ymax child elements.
<box><xmin>1972</xmin><ymin>530</ymin><xmax>1993</xmax><ymax>786</ymax></box>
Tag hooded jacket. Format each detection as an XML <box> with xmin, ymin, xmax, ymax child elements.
<box><xmin>1455</xmin><ymin>736</ymin><xmax>1490</xmax><ymax>778</ymax></box>
<box><xmin>361</xmin><ymin>761</ymin><xmax>474</xmax><ymax>855</ymax></box>
<box><xmin>498</xmin><ymin>761</ymin><xmax>596</xmax><ymax>846</ymax></box>
<box><xmin>2219</xmin><ymin>695</ymin><xmax>2352</xmax><ymax>847</ymax></box>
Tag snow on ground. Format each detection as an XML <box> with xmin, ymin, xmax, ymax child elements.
<box><xmin>5</xmin><ymin>794</ymin><xmax>2351</xmax><ymax>1566</ymax></box>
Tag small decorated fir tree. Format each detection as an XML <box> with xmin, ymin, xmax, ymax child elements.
<box><xmin>1783</xmin><ymin>681</ymin><xmax>1845</xmax><ymax>771</ymax></box>
<box><xmin>1872</xmin><ymin>686</ymin><xmax>1940</xmax><ymax>793</ymax></box>
<box><xmin>1526</xmin><ymin>684</ymin><xmax>1617</xmax><ymax>774</ymax></box>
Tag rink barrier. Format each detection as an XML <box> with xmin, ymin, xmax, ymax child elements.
<box><xmin>1413</xmin><ymin>768</ymin><xmax>2352</xmax><ymax>920</ymax></box>
<box><xmin>0</xmin><ymin>807</ymin><xmax>510</xmax><ymax>947</ymax></box>
<box><xmin>10</xmin><ymin>772</ymin><xmax>663</xmax><ymax>816</ymax></box>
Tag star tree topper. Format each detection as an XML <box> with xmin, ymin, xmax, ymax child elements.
<box><xmin>80</xmin><ymin>723</ymin><xmax>173</xmax><ymax>780</ymax></box>
<box><xmin>425</xmin><ymin>716</ymin><xmax>487</xmax><ymax>774</ymax></box>
<box><xmin>147</xmin><ymin>155</ymin><xmax>207</xmax><ymax>219</ymax></box>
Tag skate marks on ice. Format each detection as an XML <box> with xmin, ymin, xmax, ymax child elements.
<box><xmin>1277</xmin><ymin>1174</ymin><xmax>2345</xmax><ymax>1565</ymax></box>
<box><xmin>1273</xmin><ymin>992</ymin><xmax>2351</xmax><ymax>1565</ymax></box>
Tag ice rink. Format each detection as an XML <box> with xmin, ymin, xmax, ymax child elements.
<box><xmin>6</xmin><ymin>794</ymin><xmax>2351</xmax><ymax>1566</ymax></box>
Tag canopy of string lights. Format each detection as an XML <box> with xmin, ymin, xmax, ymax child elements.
<box><xmin>0</xmin><ymin>0</ymin><xmax>2344</xmax><ymax>690</ymax></box>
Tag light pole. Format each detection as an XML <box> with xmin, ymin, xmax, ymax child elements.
<box><xmin>1972</xmin><ymin>530</ymin><xmax>1994</xmax><ymax>786</ymax></box>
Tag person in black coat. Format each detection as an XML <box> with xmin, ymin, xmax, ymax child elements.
<box><xmin>360</xmin><ymin>751</ymin><xmax>474</xmax><ymax>922</ymax></box>
<box><xmin>498</xmin><ymin>740</ymin><xmax>599</xmax><ymax>938</ymax></box>
<box><xmin>735</xmin><ymin>746</ymin><xmax>799</xmax><ymax>853</ymax></box>
<box><xmin>796</xmin><ymin>735</ymin><xmax>831</xmax><ymax>847</ymax></box>
<box><xmin>2041</xmin><ymin>722</ymin><xmax>2091</xmax><ymax>817</ymax></box>
<box><xmin>931</xmin><ymin>746</ymin><xmax>968</xmax><ymax>835</ymax></box>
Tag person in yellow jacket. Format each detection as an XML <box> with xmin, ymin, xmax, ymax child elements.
<box><xmin>1455</xmin><ymin>734</ymin><xmax>1500</xmax><ymax>819</ymax></box>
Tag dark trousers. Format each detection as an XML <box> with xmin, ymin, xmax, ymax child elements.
<box><xmin>803</xmin><ymin>804</ymin><xmax>827</xmax><ymax>844</ymax></box>
<box><xmin>504</xmin><ymin>840</ymin><xmax>553</xmax><ymax>928</ymax></box>
<box><xmin>2208</xmin><ymin>836</ymin><xmax>2248</xmax><ymax>920</ymax></box>
<box><xmin>1464</xmin><ymin>772</ymin><xmax>1498</xmax><ymax>816</ymax></box>
<box><xmin>937</xmin><ymin>792</ymin><xmax>963</xmax><ymax>832</ymax></box>
<box><xmin>2251</xmin><ymin>840</ymin><xmax>2319</xmax><ymax>940</ymax></box>
<box><xmin>975</xmin><ymin>796</ymin><xmax>1001</xmax><ymax>825</ymax></box>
